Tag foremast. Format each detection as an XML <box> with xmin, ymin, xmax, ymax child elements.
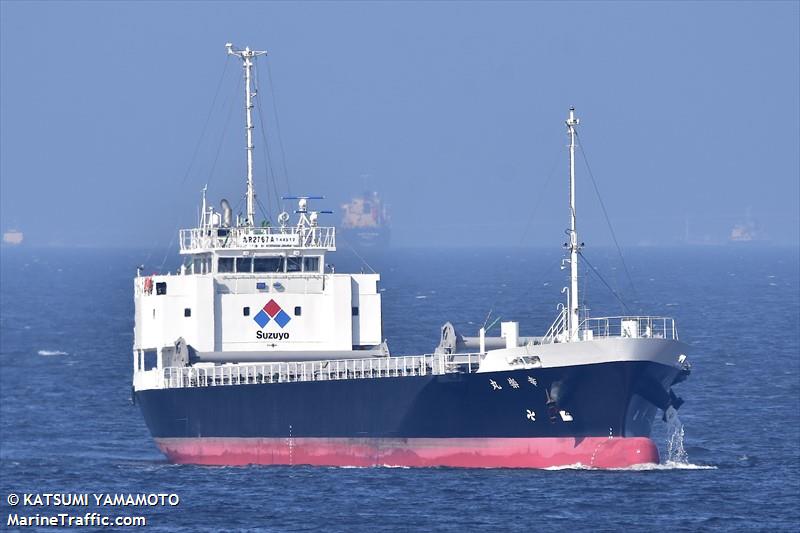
<box><xmin>226</xmin><ymin>43</ymin><xmax>267</xmax><ymax>227</ymax></box>
<box><xmin>566</xmin><ymin>107</ymin><xmax>581</xmax><ymax>341</ymax></box>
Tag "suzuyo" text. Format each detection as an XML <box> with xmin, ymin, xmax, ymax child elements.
<box><xmin>256</xmin><ymin>331</ymin><xmax>289</xmax><ymax>340</ymax></box>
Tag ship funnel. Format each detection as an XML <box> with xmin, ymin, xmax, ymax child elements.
<box><xmin>220</xmin><ymin>199</ymin><xmax>232</xmax><ymax>227</ymax></box>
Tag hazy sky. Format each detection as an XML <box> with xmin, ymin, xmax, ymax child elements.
<box><xmin>1</xmin><ymin>1</ymin><xmax>798</xmax><ymax>248</ymax></box>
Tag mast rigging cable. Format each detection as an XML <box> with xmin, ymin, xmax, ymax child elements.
<box><xmin>575</xmin><ymin>131</ymin><xmax>639</xmax><ymax>304</ymax></box>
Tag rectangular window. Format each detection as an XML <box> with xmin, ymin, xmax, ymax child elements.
<box><xmin>184</xmin><ymin>308</ymin><xmax>191</xmax><ymax>317</ymax></box>
<box><xmin>243</xmin><ymin>306</ymin><xmax>250</xmax><ymax>316</ymax></box>
<box><xmin>143</xmin><ymin>350</ymin><xmax>157</xmax><ymax>371</ymax></box>
<box><xmin>294</xmin><ymin>306</ymin><xmax>302</xmax><ymax>316</ymax></box>
<box><xmin>286</xmin><ymin>256</ymin><xmax>302</xmax><ymax>272</ymax></box>
<box><xmin>236</xmin><ymin>257</ymin><xmax>252</xmax><ymax>273</ymax></box>
<box><xmin>218</xmin><ymin>258</ymin><xmax>234</xmax><ymax>273</ymax></box>
<box><xmin>303</xmin><ymin>256</ymin><xmax>320</xmax><ymax>273</ymax></box>
<box><xmin>253</xmin><ymin>257</ymin><xmax>284</xmax><ymax>273</ymax></box>
<box><xmin>352</xmin><ymin>307</ymin><xmax>359</xmax><ymax>316</ymax></box>
<box><xmin>155</xmin><ymin>282</ymin><xmax>167</xmax><ymax>295</ymax></box>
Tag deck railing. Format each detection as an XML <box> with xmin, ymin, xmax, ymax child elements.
<box><xmin>179</xmin><ymin>225</ymin><xmax>336</xmax><ymax>253</ymax></box>
<box><xmin>579</xmin><ymin>316</ymin><xmax>678</xmax><ymax>340</ymax></box>
<box><xmin>541</xmin><ymin>308</ymin><xmax>568</xmax><ymax>344</ymax></box>
<box><xmin>159</xmin><ymin>352</ymin><xmax>483</xmax><ymax>390</ymax></box>
<box><xmin>540</xmin><ymin>312</ymin><xmax>678</xmax><ymax>343</ymax></box>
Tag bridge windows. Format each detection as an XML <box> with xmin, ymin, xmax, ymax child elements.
<box><xmin>191</xmin><ymin>255</ymin><xmax>212</xmax><ymax>274</ymax></box>
<box><xmin>253</xmin><ymin>257</ymin><xmax>284</xmax><ymax>273</ymax></box>
<box><xmin>303</xmin><ymin>256</ymin><xmax>320</xmax><ymax>273</ymax></box>
<box><xmin>236</xmin><ymin>257</ymin><xmax>252</xmax><ymax>273</ymax></box>
<box><xmin>286</xmin><ymin>257</ymin><xmax>302</xmax><ymax>272</ymax></box>
<box><xmin>217</xmin><ymin>255</ymin><xmax>322</xmax><ymax>274</ymax></box>
<box><xmin>155</xmin><ymin>282</ymin><xmax>167</xmax><ymax>295</ymax></box>
<box><xmin>218</xmin><ymin>257</ymin><xmax>234</xmax><ymax>273</ymax></box>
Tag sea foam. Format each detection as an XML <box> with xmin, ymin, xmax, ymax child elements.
<box><xmin>38</xmin><ymin>349</ymin><xmax>68</xmax><ymax>356</ymax></box>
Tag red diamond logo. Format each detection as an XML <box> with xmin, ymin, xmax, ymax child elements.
<box><xmin>263</xmin><ymin>299</ymin><xmax>281</xmax><ymax>317</ymax></box>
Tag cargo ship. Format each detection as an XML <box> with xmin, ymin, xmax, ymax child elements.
<box><xmin>339</xmin><ymin>191</ymin><xmax>390</xmax><ymax>249</ymax></box>
<box><xmin>2</xmin><ymin>229</ymin><xmax>23</xmax><ymax>246</ymax></box>
<box><xmin>729</xmin><ymin>208</ymin><xmax>765</xmax><ymax>244</ymax></box>
<box><xmin>132</xmin><ymin>43</ymin><xmax>691</xmax><ymax>468</ymax></box>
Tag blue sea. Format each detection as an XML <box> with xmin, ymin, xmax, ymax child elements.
<box><xmin>1</xmin><ymin>245</ymin><xmax>798</xmax><ymax>531</ymax></box>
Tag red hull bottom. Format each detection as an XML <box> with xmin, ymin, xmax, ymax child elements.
<box><xmin>154</xmin><ymin>437</ymin><xmax>659</xmax><ymax>469</ymax></box>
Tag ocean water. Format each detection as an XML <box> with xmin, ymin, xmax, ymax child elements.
<box><xmin>1</xmin><ymin>245</ymin><xmax>798</xmax><ymax>532</ymax></box>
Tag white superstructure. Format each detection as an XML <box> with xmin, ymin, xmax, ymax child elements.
<box><xmin>133</xmin><ymin>196</ymin><xmax>384</xmax><ymax>364</ymax></box>
<box><xmin>133</xmin><ymin>44</ymin><xmax>385</xmax><ymax>380</ymax></box>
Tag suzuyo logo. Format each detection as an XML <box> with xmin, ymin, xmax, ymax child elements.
<box><xmin>254</xmin><ymin>299</ymin><xmax>291</xmax><ymax>340</ymax></box>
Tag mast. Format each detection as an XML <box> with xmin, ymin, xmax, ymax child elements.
<box><xmin>566</xmin><ymin>107</ymin><xmax>580</xmax><ymax>341</ymax></box>
<box><xmin>226</xmin><ymin>43</ymin><xmax>267</xmax><ymax>226</ymax></box>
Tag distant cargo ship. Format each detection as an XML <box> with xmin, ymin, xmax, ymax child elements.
<box><xmin>729</xmin><ymin>209</ymin><xmax>764</xmax><ymax>243</ymax></box>
<box><xmin>2</xmin><ymin>229</ymin><xmax>23</xmax><ymax>246</ymax></box>
<box><xmin>730</xmin><ymin>224</ymin><xmax>758</xmax><ymax>242</ymax></box>
<box><xmin>339</xmin><ymin>191</ymin><xmax>390</xmax><ymax>248</ymax></box>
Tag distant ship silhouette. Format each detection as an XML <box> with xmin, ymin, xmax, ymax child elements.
<box><xmin>2</xmin><ymin>229</ymin><xmax>23</xmax><ymax>246</ymax></box>
<box><xmin>729</xmin><ymin>208</ymin><xmax>764</xmax><ymax>243</ymax></box>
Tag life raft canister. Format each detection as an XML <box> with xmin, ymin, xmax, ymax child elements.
<box><xmin>143</xmin><ymin>277</ymin><xmax>154</xmax><ymax>295</ymax></box>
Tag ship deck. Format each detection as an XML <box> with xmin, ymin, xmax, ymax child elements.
<box><xmin>156</xmin><ymin>352</ymin><xmax>482</xmax><ymax>390</ymax></box>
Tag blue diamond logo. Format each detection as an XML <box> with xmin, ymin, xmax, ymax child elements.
<box><xmin>254</xmin><ymin>310</ymin><xmax>270</xmax><ymax>328</ymax></box>
<box><xmin>274</xmin><ymin>309</ymin><xmax>291</xmax><ymax>328</ymax></box>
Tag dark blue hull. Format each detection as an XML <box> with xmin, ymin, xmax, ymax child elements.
<box><xmin>136</xmin><ymin>360</ymin><xmax>680</xmax><ymax>467</ymax></box>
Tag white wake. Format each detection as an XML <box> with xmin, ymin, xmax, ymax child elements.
<box><xmin>664</xmin><ymin>406</ymin><xmax>689</xmax><ymax>464</ymax></box>
<box><xmin>38</xmin><ymin>349</ymin><xmax>68</xmax><ymax>356</ymax></box>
